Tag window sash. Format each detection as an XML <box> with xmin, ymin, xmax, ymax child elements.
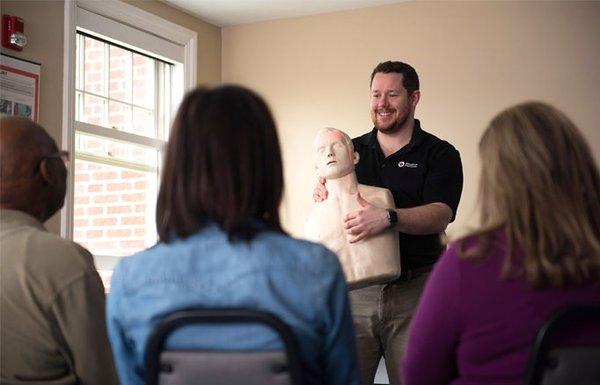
<box><xmin>76</xmin><ymin>7</ymin><xmax>184</xmax><ymax>63</ymax></box>
<box><xmin>73</xmin><ymin>32</ymin><xmax>169</xmax><ymax>263</ymax></box>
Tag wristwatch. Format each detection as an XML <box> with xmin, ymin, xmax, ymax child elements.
<box><xmin>386</xmin><ymin>209</ymin><xmax>398</xmax><ymax>228</ymax></box>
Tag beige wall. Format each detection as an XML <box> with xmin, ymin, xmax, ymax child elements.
<box><xmin>124</xmin><ymin>0</ymin><xmax>221</xmax><ymax>87</ymax></box>
<box><xmin>0</xmin><ymin>0</ymin><xmax>221</xmax><ymax>234</ymax></box>
<box><xmin>222</xmin><ymin>0</ymin><xmax>600</xmax><ymax>238</ymax></box>
<box><xmin>1</xmin><ymin>0</ymin><xmax>66</xmax><ymax>233</ymax></box>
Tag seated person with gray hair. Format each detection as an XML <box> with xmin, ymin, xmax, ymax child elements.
<box><xmin>305</xmin><ymin>127</ymin><xmax>400</xmax><ymax>289</ymax></box>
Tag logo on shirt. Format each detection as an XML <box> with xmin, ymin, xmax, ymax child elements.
<box><xmin>398</xmin><ymin>161</ymin><xmax>418</xmax><ymax>168</ymax></box>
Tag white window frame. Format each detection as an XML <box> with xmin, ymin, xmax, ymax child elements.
<box><xmin>62</xmin><ymin>0</ymin><xmax>197</xmax><ymax>269</ymax></box>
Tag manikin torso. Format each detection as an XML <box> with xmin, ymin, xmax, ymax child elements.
<box><xmin>305</xmin><ymin>129</ymin><xmax>400</xmax><ymax>289</ymax></box>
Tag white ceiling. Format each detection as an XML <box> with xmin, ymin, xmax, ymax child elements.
<box><xmin>160</xmin><ymin>0</ymin><xmax>408</xmax><ymax>27</ymax></box>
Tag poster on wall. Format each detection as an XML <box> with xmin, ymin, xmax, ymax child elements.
<box><xmin>0</xmin><ymin>53</ymin><xmax>41</xmax><ymax>122</ymax></box>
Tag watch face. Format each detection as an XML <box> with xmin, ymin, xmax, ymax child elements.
<box><xmin>387</xmin><ymin>210</ymin><xmax>398</xmax><ymax>224</ymax></box>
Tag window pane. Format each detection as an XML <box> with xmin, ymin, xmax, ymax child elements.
<box><xmin>76</xmin><ymin>34</ymin><xmax>83</xmax><ymax>90</ymax></box>
<box><xmin>108</xmin><ymin>101</ymin><xmax>132</xmax><ymax>132</ymax></box>
<box><xmin>75</xmin><ymin>133</ymin><xmax>160</xmax><ymax>169</ymax></box>
<box><xmin>132</xmin><ymin>54</ymin><xmax>155</xmax><ymax>110</ymax></box>
<box><xmin>73</xmin><ymin>159</ymin><xmax>158</xmax><ymax>257</ymax></box>
<box><xmin>81</xmin><ymin>94</ymin><xmax>106</xmax><ymax>126</ymax></box>
<box><xmin>84</xmin><ymin>37</ymin><xmax>106</xmax><ymax>96</ymax></box>
<box><xmin>109</xmin><ymin>46</ymin><xmax>132</xmax><ymax>104</ymax></box>
<box><xmin>132</xmin><ymin>107</ymin><xmax>155</xmax><ymax>138</ymax></box>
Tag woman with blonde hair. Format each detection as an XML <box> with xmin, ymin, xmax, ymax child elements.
<box><xmin>402</xmin><ymin>101</ymin><xmax>600</xmax><ymax>385</ymax></box>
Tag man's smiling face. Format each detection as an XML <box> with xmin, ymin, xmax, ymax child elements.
<box><xmin>370</xmin><ymin>72</ymin><xmax>414</xmax><ymax>134</ymax></box>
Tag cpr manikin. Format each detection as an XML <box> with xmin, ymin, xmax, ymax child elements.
<box><xmin>305</xmin><ymin>128</ymin><xmax>400</xmax><ymax>289</ymax></box>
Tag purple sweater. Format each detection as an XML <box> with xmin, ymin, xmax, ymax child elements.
<box><xmin>402</xmin><ymin>230</ymin><xmax>600</xmax><ymax>385</ymax></box>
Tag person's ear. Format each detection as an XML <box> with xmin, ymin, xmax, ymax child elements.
<box><xmin>353</xmin><ymin>152</ymin><xmax>360</xmax><ymax>165</ymax></box>
<box><xmin>38</xmin><ymin>158</ymin><xmax>54</xmax><ymax>185</ymax></box>
<box><xmin>39</xmin><ymin>158</ymin><xmax>66</xmax><ymax>186</ymax></box>
<box><xmin>410</xmin><ymin>90</ymin><xmax>421</xmax><ymax>109</ymax></box>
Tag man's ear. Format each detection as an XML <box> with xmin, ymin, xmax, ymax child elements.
<box><xmin>353</xmin><ymin>152</ymin><xmax>360</xmax><ymax>165</ymax></box>
<box><xmin>410</xmin><ymin>90</ymin><xmax>421</xmax><ymax>109</ymax></box>
<box><xmin>38</xmin><ymin>158</ymin><xmax>54</xmax><ymax>185</ymax></box>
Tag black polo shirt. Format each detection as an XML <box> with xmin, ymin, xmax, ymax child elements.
<box><xmin>352</xmin><ymin>119</ymin><xmax>463</xmax><ymax>271</ymax></box>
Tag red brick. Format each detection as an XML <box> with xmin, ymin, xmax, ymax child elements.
<box><xmin>93</xmin><ymin>171</ymin><xmax>119</xmax><ymax>180</ymax></box>
<box><xmin>121</xmin><ymin>171</ymin><xmax>142</xmax><ymax>179</ymax></box>
<box><xmin>107</xmin><ymin>205</ymin><xmax>132</xmax><ymax>214</ymax></box>
<box><xmin>75</xmin><ymin>173</ymin><xmax>90</xmax><ymax>182</ymax></box>
<box><xmin>93</xmin><ymin>194</ymin><xmax>118</xmax><ymax>204</ymax></box>
<box><xmin>93</xmin><ymin>217</ymin><xmax>118</xmax><ymax>226</ymax></box>
<box><xmin>121</xmin><ymin>216</ymin><xmax>145</xmax><ymax>225</ymax></box>
<box><xmin>87</xmin><ymin>207</ymin><xmax>103</xmax><ymax>215</ymax></box>
<box><xmin>121</xmin><ymin>193</ymin><xmax>145</xmax><ymax>202</ymax></box>
<box><xmin>74</xmin><ymin>196</ymin><xmax>89</xmax><ymax>204</ymax></box>
<box><xmin>134</xmin><ymin>228</ymin><xmax>146</xmax><ymax>236</ymax></box>
<box><xmin>86</xmin><ymin>230</ymin><xmax>103</xmax><ymax>238</ymax></box>
<box><xmin>107</xmin><ymin>229</ymin><xmax>131</xmax><ymax>237</ymax></box>
<box><xmin>88</xmin><ymin>184</ymin><xmax>103</xmax><ymax>192</ymax></box>
<box><xmin>107</xmin><ymin>182</ymin><xmax>131</xmax><ymax>192</ymax></box>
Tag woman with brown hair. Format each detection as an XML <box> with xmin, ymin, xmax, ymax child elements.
<box><xmin>402</xmin><ymin>101</ymin><xmax>600</xmax><ymax>385</ymax></box>
<box><xmin>107</xmin><ymin>85</ymin><xmax>361</xmax><ymax>385</ymax></box>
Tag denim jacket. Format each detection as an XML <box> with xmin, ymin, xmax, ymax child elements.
<box><xmin>107</xmin><ymin>224</ymin><xmax>361</xmax><ymax>385</ymax></box>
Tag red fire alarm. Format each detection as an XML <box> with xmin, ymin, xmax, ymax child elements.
<box><xmin>2</xmin><ymin>14</ymin><xmax>27</xmax><ymax>51</ymax></box>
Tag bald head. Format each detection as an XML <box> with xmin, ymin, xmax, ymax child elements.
<box><xmin>1</xmin><ymin>116</ymin><xmax>66</xmax><ymax>221</ymax></box>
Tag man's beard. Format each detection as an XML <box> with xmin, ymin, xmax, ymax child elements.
<box><xmin>374</xmin><ymin>111</ymin><xmax>410</xmax><ymax>135</ymax></box>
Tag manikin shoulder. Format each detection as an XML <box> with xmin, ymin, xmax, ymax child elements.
<box><xmin>357</xmin><ymin>184</ymin><xmax>394</xmax><ymax>207</ymax></box>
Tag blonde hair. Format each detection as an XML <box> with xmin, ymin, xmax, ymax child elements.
<box><xmin>460</xmin><ymin>101</ymin><xmax>600</xmax><ymax>287</ymax></box>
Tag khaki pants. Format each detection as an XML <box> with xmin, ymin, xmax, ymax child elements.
<box><xmin>349</xmin><ymin>272</ymin><xmax>430</xmax><ymax>385</ymax></box>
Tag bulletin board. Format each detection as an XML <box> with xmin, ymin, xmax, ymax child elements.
<box><xmin>0</xmin><ymin>53</ymin><xmax>41</xmax><ymax>122</ymax></box>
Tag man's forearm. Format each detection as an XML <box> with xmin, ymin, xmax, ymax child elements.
<box><xmin>393</xmin><ymin>202</ymin><xmax>452</xmax><ymax>235</ymax></box>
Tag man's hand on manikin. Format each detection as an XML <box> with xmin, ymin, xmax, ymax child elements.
<box><xmin>344</xmin><ymin>193</ymin><xmax>390</xmax><ymax>243</ymax></box>
<box><xmin>313</xmin><ymin>177</ymin><xmax>328</xmax><ymax>202</ymax></box>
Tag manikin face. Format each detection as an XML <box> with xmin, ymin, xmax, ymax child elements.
<box><xmin>370</xmin><ymin>72</ymin><xmax>416</xmax><ymax>134</ymax></box>
<box><xmin>314</xmin><ymin>130</ymin><xmax>359</xmax><ymax>180</ymax></box>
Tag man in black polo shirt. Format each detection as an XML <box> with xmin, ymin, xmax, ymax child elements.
<box><xmin>314</xmin><ymin>61</ymin><xmax>463</xmax><ymax>384</ymax></box>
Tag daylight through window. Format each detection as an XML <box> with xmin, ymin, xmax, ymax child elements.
<box><xmin>73</xmin><ymin>32</ymin><xmax>172</xmax><ymax>261</ymax></box>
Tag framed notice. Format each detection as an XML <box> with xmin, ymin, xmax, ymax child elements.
<box><xmin>0</xmin><ymin>53</ymin><xmax>41</xmax><ymax>122</ymax></box>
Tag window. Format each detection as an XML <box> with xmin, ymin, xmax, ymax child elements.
<box><xmin>64</xmin><ymin>1</ymin><xmax>197</xmax><ymax>289</ymax></box>
<box><xmin>73</xmin><ymin>32</ymin><xmax>170</xmax><ymax>260</ymax></box>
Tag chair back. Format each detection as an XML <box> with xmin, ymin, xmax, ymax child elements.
<box><xmin>524</xmin><ymin>304</ymin><xmax>600</xmax><ymax>385</ymax></box>
<box><xmin>145</xmin><ymin>309</ymin><xmax>304</xmax><ymax>385</ymax></box>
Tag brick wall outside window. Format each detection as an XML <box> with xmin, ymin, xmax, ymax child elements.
<box><xmin>74</xmin><ymin>35</ymin><xmax>162</xmax><ymax>262</ymax></box>
<box><xmin>73</xmin><ymin>159</ymin><xmax>157</xmax><ymax>257</ymax></box>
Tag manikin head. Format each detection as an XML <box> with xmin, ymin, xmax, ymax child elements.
<box><xmin>313</xmin><ymin>128</ymin><xmax>359</xmax><ymax>180</ymax></box>
<box><xmin>0</xmin><ymin>116</ymin><xmax>68</xmax><ymax>222</ymax></box>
